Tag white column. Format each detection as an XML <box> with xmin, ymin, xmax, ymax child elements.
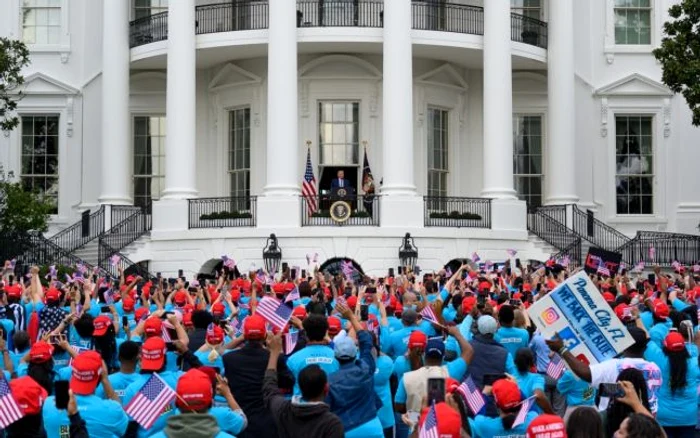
<box><xmin>263</xmin><ymin>0</ymin><xmax>299</xmax><ymax>197</ymax></box>
<box><xmin>99</xmin><ymin>0</ymin><xmax>131</xmax><ymax>205</ymax></box>
<box><xmin>482</xmin><ymin>0</ymin><xmax>516</xmax><ymax>200</ymax></box>
<box><xmin>546</xmin><ymin>0</ymin><xmax>578</xmax><ymax>204</ymax></box>
<box><xmin>162</xmin><ymin>0</ymin><xmax>197</xmax><ymax>199</ymax></box>
<box><xmin>381</xmin><ymin>0</ymin><xmax>415</xmax><ymax>196</ymax></box>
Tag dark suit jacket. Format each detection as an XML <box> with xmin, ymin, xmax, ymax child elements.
<box><xmin>330</xmin><ymin>178</ymin><xmax>352</xmax><ymax>189</ymax></box>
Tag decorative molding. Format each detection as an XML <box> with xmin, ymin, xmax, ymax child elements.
<box><xmin>60</xmin><ymin>52</ymin><xmax>70</xmax><ymax>64</ymax></box>
<box><xmin>415</xmin><ymin>63</ymin><xmax>468</xmax><ymax>91</ymax></box>
<box><xmin>369</xmin><ymin>82</ymin><xmax>379</xmax><ymax>118</ymax></box>
<box><xmin>594</xmin><ymin>73</ymin><xmax>673</xmax><ymax>97</ymax></box>
<box><xmin>605</xmin><ymin>53</ymin><xmax>615</xmax><ymax>65</ymax></box>
<box><xmin>298</xmin><ymin>55</ymin><xmax>382</xmax><ymax>80</ymax></box>
<box><xmin>2</xmin><ymin>130</ymin><xmax>9</xmax><ymax>138</ymax></box>
<box><xmin>600</xmin><ymin>98</ymin><xmax>609</xmax><ymax>137</ymax></box>
<box><xmin>130</xmin><ymin>71</ymin><xmax>167</xmax><ymax>95</ymax></box>
<box><xmin>300</xmin><ymin>81</ymin><xmax>310</xmax><ymax>118</ymax></box>
<box><xmin>65</xmin><ymin>97</ymin><xmax>74</xmax><ymax>137</ymax></box>
<box><xmin>15</xmin><ymin>72</ymin><xmax>78</xmax><ymax>95</ymax></box>
<box><xmin>252</xmin><ymin>87</ymin><xmax>261</xmax><ymax>127</ymax></box>
<box><xmin>663</xmin><ymin>98</ymin><xmax>671</xmax><ymax>138</ymax></box>
<box><xmin>208</xmin><ymin>63</ymin><xmax>262</xmax><ymax>92</ymax></box>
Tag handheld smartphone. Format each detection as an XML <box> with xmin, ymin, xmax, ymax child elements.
<box><xmin>483</xmin><ymin>373</ymin><xmax>507</xmax><ymax>386</ymax></box>
<box><xmin>426</xmin><ymin>377</ymin><xmax>446</xmax><ymax>404</ymax></box>
<box><xmin>219</xmin><ymin>320</ymin><xmax>228</xmax><ymax>328</ymax></box>
<box><xmin>157</xmin><ymin>272</ymin><xmax>162</xmax><ymax>279</ymax></box>
<box><xmin>414</xmin><ymin>265</ymin><xmax>421</xmax><ymax>276</ymax></box>
<box><xmin>282</xmin><ymin>262</ymin><xmax>289</xmax><ymax>273</ymax></box>
<box><xmin>397</xmin><ymin>266</ymin><xmax>403</xmax><ymax>275</ymax></box>
<box><xmin>54</xmin><ymin>380</ymin><xmax>70</xmax><ymax>410</ymax></box>
<box><xmin>378</xmin><ymin>278</ymin><xmax>384</xmax><ymax>285</ymax></box>
<box><xmin>7</xmin><ymin>275</ymin><xmax>13</xmax><ymax>285</ymax></box>
<box><xmin>301</xmin><ymin>269</ymin><xmax>307</xmax><ymax>279</ymax></box>
<box><xmin>366</xmin><ymin>287</ymin><xmax>377</xmax><ymax>295</ymax></box>
<box><xmin>100</xmin><ymin>305</ymin><xmax>110</xmax><ymax>313</ymax></box>
<box><xmin>165</xmin><ymin>342</ymin><xmax>177</xmax><ymax>352</ymax></box>
<box><xmin>360</xmin><ymin>304</ymin><xmax>369</xmax><ymax>321</ymax></box>
<box><xmin>648</xmin><ymin>273</ymin><xmax>656</xmax><ymax>285</ymax></box>
<box><xmin>599</xmin><ymin>383</ymin><xmax>624</xmax><ymax>398</ymax></box>
<box><xmin>509</xmin><ymin>299</ymin><xmax>520</xmax><ymax>306</ymax></box>
<box><xmin>477</xmin><ymin>295</ymin><xmax>486</xmax><ymax>306</ymax></box>
<box><xmin>178</xmin><ymin>269</ymin><xmax>184</xmax><ymax>278</ymax></box>
<box><xmin>160</xmin><ymin>311</ymin><xmax>174</xmax><ymax>320</ymax></box>
<box><xmin>290</xmin><ymin>268</ymin><xmax>297</xmax><ymax>279</ymax></box>
<box><xmin>122</xmin><ymin>316</ymin><xmax>129</xmax><ymax>329</ymax></box>
<box><xmin>49</xmin><ymin>334</ymin><xmax>62</xmax><ymax>344</ymax></box>
<box><xmin>388</xmin><ymin>268</ymin><xmax>395</xmax><ymax>278</ymax></box>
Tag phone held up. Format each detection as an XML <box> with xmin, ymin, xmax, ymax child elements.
<box><xmin>426</xmin><ymin>378</ymin><xmax>446</xmax><ymax>404</ymax></box>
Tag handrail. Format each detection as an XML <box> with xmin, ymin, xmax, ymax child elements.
<box><xmin>424</xmin><ymin>196</ymin><xmax>491</xmax><ymax>228</ymax></box>
<box><xmin>511</xmin><ymin>12</ymin><xmax>548</xmax><ymax>49</ymax></box>
<box><xmin>188</xmin><ymin>197</ymin><xmax>257</xmax><ymax>229</ymax></box>
<box><xmin>48</xmin><ymin>206</ymin><xmax>105</xmax><ymax>253</ymax></box>
<box><xmin>8</xmin><ymin>232</ymin><xmax>105</xmax><ymax>276</ymax></box>
<box><xmin>412</xmin><ymin>1</ymin><xmax>484</xmax><ymax>35</ymax></box>
<box><xmin>296</xmin><ymin>0</ymin><xmax>383</xmax><ymax>28</ymax></box>
<box><xmin>618</xmin><ymin>231</ymin><xmax>700</xmax><ymax>267</ymax></box>
<box><xmin>97</xmin><ymin>240</ymin><xmax>152</xmax><ymax>279</ymax></box>
<box><xmin>527</xmin><ymin>210</ymin><xmax>580</xmax><ymax>256</ymax></box>
<box><xmin>571</xmin><ymin>205</ymin><xmax>630</xmax><ymax>252</ymax></box>
<box><xmin>98</xmin><ymin>203</ymin><xmax>152</xmax><ymax>265</ymax></box>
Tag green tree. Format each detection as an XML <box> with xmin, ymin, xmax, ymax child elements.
<box><xmin>0</xmin><ymin>38</ymin><xmax>30</xmax><ymax>132</ymax></box>
<box><xmin>0</xmin><ymin>164</ymin><xmax>52</xmax><ymax>237</ymax></box>
<box><xmin>653</xmin><ymin>1</ymin><xmax>700</xmax><ymax>126</ymax></box>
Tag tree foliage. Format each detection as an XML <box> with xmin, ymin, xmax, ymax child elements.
<box><xmin>0</xmin><ymin>38</ymin><xmax>30</xmax><ymax>132</ymax></box>
<box><xmin>653</xmin><ymin>1</ymin><xmax>700</xmax><ymax>126</ymax></box>
<box><xmin>0</xmin><ymin>165</ymin><xmax>52</xmax><ymax>237</ymax></box>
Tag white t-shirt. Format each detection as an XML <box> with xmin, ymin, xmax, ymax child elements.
<box><xmin>590</xmin><ymin>357</ymin><xmax>662</xmax><ymax>414</ymax></box>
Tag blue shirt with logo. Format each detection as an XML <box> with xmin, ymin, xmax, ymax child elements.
<box><xmin>287</xmin><ymin>345</ymin><xmax>339</xmax><ymax>395</ymax></box>
<box><xmin>42</xmin><ymin>394</ymin><xmax>128</xmax><ymax>438</ymax></box>
<box><xmin>556</xmin><ymin>370</ymin><xmax>596</xmax><ymax>407</ymax></box>
<box><xmin>494</xmin><ymin>326</ymin><xmax>530</xmax><ymax>358</ymax></box>
<box><xmin>374</xmin><ymin>354</ymin><xmax>395</xmax><ymax>429</ymax></box>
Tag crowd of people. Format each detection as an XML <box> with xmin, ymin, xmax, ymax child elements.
<box><xmin>0</xmin><ymin>257</ymin><xmax>697</xmax><ymax>438</ymax></box>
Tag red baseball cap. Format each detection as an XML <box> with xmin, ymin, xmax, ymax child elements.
<box><xmin>292</xmin><ymin>306</ymin><xmax>307</xmax><ymax>320</ymax></box>
<box><xmin>418</xmin><ymin>402</ymin><xmax>461</xmax><ymax>438</ymax></box>
<box><xmin>663</xmin><ymin>332</ymin><xmax>686</xmax><ymax>352</ymax></box>
<box><xmin>122</xmin><ymin>297</ymin><xmax>135</xmax><ymax>313</ymax></box>
<box><xmin>346</xmin><ymin>296</ymin><xmax>357</xmax><ymax>309</ymax></box>
<box><xmin>243</xmin><ymin>314</ymin><xmax>266</xmax><ymax>340</ymax></box>
<box><xmin>206</xmin><ymin>324</ymin><xmax>224</xmax><ymax>345</ymax></box>
<box><xmin>176</xmin><ymin>369</ymin><xmax>213</xmax><ymax>412</ymax></box>
<box><xmin>174</xmin><ymin>291</ymin><xmax>188</xmax><ymax>305</ymax></box>
<box><xmin>5</xmin><ymin>284</ymin><xmax>21</xmax><ymax>298</ymax></box>
<box><xmin>653</xmin><ymin>300</ymin><xmax>670</xmax><ymax>320</ymax></box>
<box><xmin>523</xmin><ymin>284</ymin><xmax>532</xmax><ymax>292</ymax></box>
<box><xmin>10</xmin><ymin>376</ymin><xmax>47</xmax><ymax>415</ymax></box>
<box><xmin>408</xmin><ymin>330</ymin><xmax>427</xmax><ymax>348</ymax></box>
<box><xmin>272</xmin><ymin>283</ymin><xmax>286</xmax><ymax>295</ymax></box>
<box><xmin>135</xmin><ymin>307</ymin><xmax>149</xmax><ymax>322</ymax></box>
<box><xmin>211</xmin><ymin>302</ymin><xmax>226</xmax><ymax>316</ymax></box>
<box><xmin>492</xmin><ymin>379</ymin><xmax>521</xmax><ymax>410</ymax></box>
<box><xmin>527</xmin><ymin>414</ymin><xmax>567</xmax><ymax>438</ymax></box>
<box><xmin>70</xmin><ymin>350</ymin><xmax>103</xmax><ymax>395</ymax></box>
<box><xmin>603</xmin><ymin>292</ymin><xmax>615</xmax><ymax>303</ymax></box>
<box><xmin>141</xmin><ymin>337</ymin><xmax>167</xmax><ymax>371</ymax></box>
<box><xmin>30</xmin><ymin>341</ymin><xmax>54</xmax><ymax>363</ymax></box>
<box><xmin>462</xmin><ymin>296</ymin><xmax>476</xmax><ymax>314</ymax></box>
<box><xmin>614</xmin><ymin>304</ymin><xmax>632</xmax><ymax>321</ymax></box>
<box><xmin>478</xmin><ymin>281</ymin><xmax>491</xmax><ymax>292</ymax></box>
<box><xmin>183</xmin><ymin>312</ymin><xmax>194</xmax><ymax>327</ymax></box>
<box><xmin>45</xmin><ymin>288</ymin><xmax>61</xmax><ymax>303</ymax></box>
<box><xmin>230</xmin><ymin>289</ymin><xmax>241</xmax><ymax>302</ymax></box>
<box><xmin>327</xmin><ymin>316</ymin><xmax>342</xmax><ymax>335</ymax></box>
<box><xmin>144</xmin><ymin>317</ymin><xmax>163</xmax><ymax>337</ymax></box>
<box><xmin>93</xmin><ymin>315</ymin><xmax>112</xmax><ymax>337</ymax></box>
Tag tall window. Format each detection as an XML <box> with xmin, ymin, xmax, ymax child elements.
<box><xmin>228</xmin><ymin>108</ymin><xmax>251</xmax><ymax>207</ymax></box>
<box><xmin>513</xmin><ymin>115</ymin><xmax>543</xmax><ymax>209</ymax></box>
<box><xmin>133</xmin><ymin>0</ymin><xmax>168</xmax><ymax>19</ymax></box>
<box><xmin>427</xmin><ymin>108</ymin><xmax>449</xmax><ymax>199</ymax></box>
<box><xmin>21</xmin><ymin>115</ymin><xmax>59</xmax><ymax>214</ymax></box>
<box><xmin>21</xmin><ymin>0</ymin><xmax>62</xmax><ymax>45</ymax></box>
<box><xmin>511</xmin><ymin>0</ymin><xmax>542</xmax><ymax>19</ymax></box>
<box><xmin>319</xmin><ymin>102</ymin><xmax>359</xmax><ymax>166</ymax></box>
<box><xmin>615</xmin><ymin>116</ymin><xmax>653</xmax><ymax>215</ymax></box>
<box><xmin>133</xmin><ymin>116</ymin><xmax>166</xmax><ymax>209</ymax></box>
<box><xmin>614</xmin><ymin>0</ymin><xmax>651</xmax><ymax>45</ymax></box>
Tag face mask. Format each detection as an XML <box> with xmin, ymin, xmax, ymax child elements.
<box><xmin>405</xmin><ymin>305</ymin><xmax>416</xmax><ymax>311</ymax></box>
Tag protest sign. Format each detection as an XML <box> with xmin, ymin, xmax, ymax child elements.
<box><xmin>583</xmin><ymin>247</ymin><xmax>622</xmax><ymax>275</ymax></box>
<box><xmin>528</xmin><ymin>271</ymin><xmax>634</xmax><ymax>364</ymax></box>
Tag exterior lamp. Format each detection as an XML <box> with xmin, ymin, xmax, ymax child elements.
<box><xmin>263</xmin><ymin>233</ymin><xmax>282</xmax><ymax>275</ymax></box>
<box><xmin>399</xmin><ymin>232</ymin><xmax>418</xmax><ymax>268</ymax></box>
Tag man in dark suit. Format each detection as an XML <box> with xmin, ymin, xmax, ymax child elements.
<box><xmin>330</xmin><ymin>170</ymin><xmax>352</xmax><ymax>190</ymax></box>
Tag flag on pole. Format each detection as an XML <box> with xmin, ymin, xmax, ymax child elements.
<box><xmin>633</xmin><ymin>261</ymin><xmax>645</xmax><ymax>272</ymax></box>
<box><xmin>471</xmin><ymin>252</ymin><xmax>481</xmax><ymax>263</ymax></box>
<box><xmin>256</xmin><ymin>296</ymin><xmax>293</xmax><ymax>331</ymax></box>
<box><xmin>618</xmin><ymin>262</ymin><xmax>627</xmax><ymax>274</ymax></box>
<box><xmin>255</xmin><ymin>268</ymin><xmax>266</xmax><ymax>285</ymax></box>
<box><xmin>418</xmin><ymin>402</ymin><xmax>439</xmax><ymax>438</ymax></box>
<box><xmin>455</xmin><ymin>376</ymin><xmax>485</xmax><ymax>415</ymax></box>
<box><xmin>444</xmin><ymin>267</ymin><xmax>453</xmax><ymax>278</ymax></box>
<box><xmin>506</xmin><ymin>249</ymin><xmax>518</xmax><ymax>258</ymax></box>
<box><xmin>161</xmin><ymin>326</ymin><xmax>172</xmax><ymax>343</ymax></box>
<box><xmin>284</xmin><ymin>331</ymin><xmax>299</xmax><ymax>355</ymax></box>
<box><xmin>301</xmin><ymin>148</ymin><xmax>318</xmax><ymax>216</ymax></box>
<box><xmin>693</xmin><ymin>264</ymin><xmax>700</xmax><ymax>273</ymax></box>
<box><xmin>671</xmin><ymin>260</ymin><xmax>681</xmax><ymax>271</ymax></box>
<box><xmin>0</xmin><ymin>374</ymin><xmax>23</xmax><ymax>428</ymax></box>
<box><xmin>285</xmin><ymin>286</ymin><xmax>300</xmax><ymax>303</ymax></box>
<box><xmin>103</xmin><ymin>288</ymin><xmax>114</xmax><ymax>305</ymax></box>
<box><xmin>649</xmin><ymin>246</ymin><xmax>656</xmax><ymax>261</ymax></box>
<box><xmin>419</xmin><ymin>305</ymin><xmax>438</xmax><ymax>324</ymax></box>
<box><xmin>512</xmin><ymin>396</ymin><xmax>536</xmax><ymax>428</ymax></box>
<box><xmin>597</xmin><ymin>265</ymin><xmax>610</xmax><ymax>277</ymax></box>
<box><xmin>46</xmin><ymin>265</ymin><xmax>57</xmax><ymax>280</ymax></box>
<box><xmin>546</xmin><ymin>354</ymin><xmax>566</xmax><ymax>380</ymax></box>
<box><xmin>124</xmin><ymin>373</ymin><xmax>176</xmax><ymax>430</ymax></box>
<box><xmin>361</xmin><ymin>147</ymin><xmax>375</xmax><ymax>200</ymax></box>
<box><xmin>341</xmin><ymin>260</ymin><xmax>355</xmax><ymax>279</ymax></box>
<box><xmin>221</xmin><ymin>255</ymin><xmax>236</xmax><ymax>270</ymax></box>
<box><xmin>110</xmin><ymin>254</ymin><xmax>121</xmax><ymax>267</ymax></box>
<box><xmin>560</xmin><ymin>255</ymin><xmax>571</xmax><ymax>268</ymax></box>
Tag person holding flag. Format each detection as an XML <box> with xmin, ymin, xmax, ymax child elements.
<box><xmin>468</xmin><ymin>378</ymin><xmax>538</xmax><ymax>437</ymax></box>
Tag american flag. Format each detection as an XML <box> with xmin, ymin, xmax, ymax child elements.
<box><xmin>671</xmin><ymin>260</ymin><xmax>681</xmax><ymax>270</ymax></box>
<box><xmin>560</xmin><ymin>255</ymin><xmax>571</xmax><ymax>267</ymax></box>
<box><xmin>230</xmin><ymin>317</ymin><xmax>241</xmax><ymax>335</ymax></box>
<box><xmin>222</xmin><ymin>255</ymin><xmax>236</xmax><ymax>270</ymax></box>
<box><xmin>633</xmin><ymin>261</ymin><xmax>645</xmax><ymax>272</ymax></box>
<box><xmin>256</xmin><ymin>296</ymin><xmax>293</xmax><ymax>330</ymax></box>
<box><xmin>506</xmin><ymin>249</ymin><xmax>518</xmax><ymax>258</ymax></box>
<box><xmin>366</xmin><ymin>318</ymin><xmax>378</xmax><ymax>335</ymax></box>
<box><xmin>0</xmin><ymin>374</ymin><xmax>23</xmax><ymax>428</ymax></box>
<box><xmin>455</xmin><ymin>376</ymin><xmax>485</xmax><ymax>415</ymax></box>
<box><xmin>256</xmin><ymin>268</ymin><xmax>267</xmax><ymax>285</ymax></box>
<box><xmin>75</xmin><ymin>262</ymin><xmax>88</xmax><ymax>275</ymax></box>
<box><xmin>341</xmin><ymin>260</ymin><xmax>355</xmax><ymax>279</ymax></box>
<box><xmin>103</xmin><ymin>288</ymin><xmax>114</xmax><ymax>305</ymax></box>
<box><xmin>335</xmin><ymin>295</ymin><xmax>347</xmax><ymax>307</ymax></box>
<box><xmin>618</xmin><ymin>262</ymin><xmax>627</xmax><ymax>274</ymax></box>
<box><xmin>285</xmin><ymin>286</ymin><xmax>300</xmax><ymax>303</ymax></box>
<box><xmin>418</xmin><ymin>402</ymin><xmax>439</xmax><ymax>438</ymax></box>
<box><xmin>124</xmin><ymin>373</ymin><xmax>176</xmax><ymax>430</ymax></box>
<box><xmin>513</xmin><ymin>396</ymin><xmax>536</xmax><ymax>427</ymax></box>
<box><xmin>302</xmin><ymin>148</ymin><xmax>318</xmax><ymax>216</ymax></box>
<box><xmin>284</xmin><ymin>331</ymin><xmax>299</xmax><ymax>355</ymax></box>
<box><xmin>9</xmin><ymin>259</ymin><xmax>16</xmax><ymax>270</ymax></box>
<box><xmin>110</xmin><ymin>254</ymin><xmax>121</xmax><ymax>267</ymax></box>
<box><xmin>46</xmin><ymin>265</ymin><xmax>57</xmax><ymax>280</ymax></box>
<box><xmin>693</xmin><ymin>264</ymin><xmax>700</xmax><ymax>273</ymax></box>
<box><xmin>444</xmin><ymin>267</ymin><xmax>453</xmax><ymax>278</ymax></box>
<box><xmin>161</xmin><ymin>327</ymin><xmax>172</xmax><ymax>343</ymax></box>
<box><xmin>649</xmin><ymin>246</ymin><xmax>656</xmax><ymax>261</ymax></box>
<box><xmin>471</xmin><ymin>252</ymin><xmax>481</xmax><ymax>263</ymax></box>
<box><xmin>597</xmin><ymin>264</ymin><xmax>610</xmax><ymax>277</ymax></box>
<box><xmin>420</xmin><ymin>305</ymin><xmax>438</xmax><ymax>324</ymax></box>
<box><xmin>546</xmin><ymin>354</ymin><xmax>566</xmax><ymax>380</ymax></box>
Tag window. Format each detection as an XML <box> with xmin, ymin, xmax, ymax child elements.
<box><xmin>511</xmin><ymin>0</ymin><xmax>542</xmax><ymax>20</ymax></box>
<box><xmin>614</xmin><ymin>0</ymin><xmax>651</xmax><ymax>45</ymax></box>
<box><xmin>21</xmin><ymin>115</ymin><xmax>59</xmax><ymax>214</ymax></box>
<box><xmin>21</xmin><ymin>0</ymin><xmax>62</xmax><ymax>45</ymax></box>
<box><xmin>427</xmin><ymin>108</ymin><xmax>449</xmax><ymax>199</ymax></box>
<box><xmin>615</xmin><ymin>116</ymin><xmax>653</xmax><ymax>215</ymax></box>
<box><xmin>228</xmin><ymin>108</ymin><xmax>251</xmax><ymax>208</ymax></box>
<box><xmin>319</xmin><ymin>102</ymin><xmax>359</xmax><ymax>166</ymax></box>
<box><xmin>133</xmin><ymin>116</ymin><xmax>166</xmax><ymax>209</ymax></box>
<box><xmin>513</xmin><ymin>115</ymin><xmax>543</xmax><ymax>209</ymax></box>
<box><xmin>133</xmin><ymin>0</ymin><xmax>168</xmax><ymax>20</ymax></box>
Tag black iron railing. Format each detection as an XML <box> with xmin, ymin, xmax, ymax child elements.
<box><xmin>49</xmin><ymin>206</ymin><xmax>105</xmax><ymax>254</ymax></box>
<box><xmin>535</xmin><ymin>204</ymin><xmax>567</xmax><ymax>226</ymax></box>
<box><xmin>98</xmin><ymin>204</ymin><xmax>152</xmax><ymax>261</ymax></box>
<box><xmin>552</xmin><ymin>238</ymin><xmax>583</xmax><ymax>268</ymax></box>
<box><xmin>424</xmin><ymin>197</ymin><xmax>491</xmax><ymax>228</ymax></box>
<box><xmin>511</xmin><ymin>12</ymin><xmax>548</xmax><ymax>49</ymax></box>
<box><xmin>618</xmin><ymin>231</ymin><xmax>700</xmax><ymax>267</ymax></box>
<box><xmin>196</xmin><ymin>1</ymin><xmax>269</xmax><ymax>34</ymax></box>
<box><xmin>571</xmin><ymin>205</ymin><xmax>630</xmax><ymax>252</ymax></box>
<box><xmin>3</xmin><ymin>232</ymin><xmax>102</xmax><ymax>275</ymax></box>
<box><xmin>301</xmin><ymin>195</ymin><xmax>379</xmax><ymax>226</ymax></box>
<box><xmin>296</xmin><ymin>0</ymin><xmax>383</xmax><ymax>27</ymax></box>
<box><xmin>188</xmin><ymin>197</ymin><xmax>257</xmax><ymax>229</ymax></box>
<box><xmin>527</xmin><ymin>209</ymin><xmax>582</xmax><ymax>264</ymax></box>
<box><xmin>98</xmin><ymin>240</ymin><xmax>152</xmax><ymax>279</ymax></box>
<box><xmin>412</xmin><ymin>1</ymin><xmax>483</xmax><ymax>35</ymax></box>
<box><xmin>129</xmin><ymin>11</ymin><xmax>168</xmax><ymax>48</ymax></box>
<box><xmin>111</xmin><ymin>205</ymin><xmax>143</xmax><ymax>228</ymax></box>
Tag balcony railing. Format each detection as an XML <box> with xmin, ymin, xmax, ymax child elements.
<box><xmin>618</xmin><ymin>231</ymin><xmax>700</xmax><ymax>267</ymax></box>
<box><xmin>49</xmin><ymin>206</ymin><xmax>105</xmax><ymax>254</ymax></box>
<box><xmin>188</xmin><ymin>197</ymin><xmax>257</xmax><ymax>229</ymax></box>
<box><xmin>129</xmin><ymin>1</ymin><xmax>548</xmax><ymax>49</ymax></box>
<box><xmin>301</xmin><ymin>195</ymin><xmax>379</xmax><ymax>226</ymax></box>
<box><xmin>424</xmin><ymin>197</ymin><xmax>491</xmax><ymax>228</ymax></box>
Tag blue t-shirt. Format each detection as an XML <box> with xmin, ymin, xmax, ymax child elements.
<box><xmin>468</xmin><ymin>411</ymin><xmax>538</xmax><ymax>438</ymax></box>
<box><xmin>514</xmin><ymin>371</ymin><xmax>545</xmax><ymax>413</ymax></box>
<box><xmin>123</xmin><ymin>371</ymin><xmax>183</xmax><ymax>437</ymax></box>
<box><xmin>95</xmin><ymin>371</ymin><xmax>141</xmax><ymax>403</ymax></box>
<box><xmin>395</xmin><ymin>360</ymin><xmax>468</xmax><ymax>404</ymax></box>
<box><xmin>649</xmin><ymin>321</ymin><xmax>672</xmax><ymax>348</ymax></box>
<box><xmin>385</xmin><ymin>327</ymin><xmax>421</xmax><ymax>358</ymax></box>
<box><xmin>644</xmin><ymin>342</ymin><xmax>700</xmax><ymax>426</ymax></box>
<box><xmin>194</xmin><ymin>350</ymin><xmax>224</xmax><ymax>370</ymax></box>
<box><xmin>393</xmin><ymin>355</ymin><xmax>412</xmax><ymax>382</ymax></box>
<box><xmin>42</xmin><ymin>394</ymin><xmax>128</xmax><ymax>438</ymax></box>
<box><xmin>209</xmin><ymin>406</ymin><xmax>247</xmax><ymax>435</ymax></box>
<box><xmin>494</xmin><ymin>326</ymin><xmax>530</xmax><ymax>358</ymax></box>
<box><xmin>151</xmin><ymin>431</ymin><xmax>233</xmax><ymax>438</ymax></box>
<box><xmin>556</xmin><ymin>370</ymin><xmax>596</xmax><ymax>407</ymax></box>
<box><xmin>374</xmin><ymin>355</ymin><xmax>395</xmax><ymax>429</ymax></box>
<box><xmin>287</xmin><ymin>345</ymin><xmax>339</xmax><ymax>395</ymax></box>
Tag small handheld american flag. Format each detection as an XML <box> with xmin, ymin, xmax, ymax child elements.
<box><xmin>124</xmin><ymin>373</ymin><xmax>176</xmax><ymax>430</ymax></box>
<box><xmin>597</xmin><ymin>264</ymin><xmax>610</xmax><ymax>277</ymax></box>
<box><xmin>513</xmin><ymin>396</ymin><xmax>535</xmax><ymax>427</ymax></box>
<box><xmin>285</xmin><ymin>286</ymin><xmax>300</xmax><ymax>303</ymax></box>
<box><xmin>418</xmin><ymin>402</ymin><xmax>439</xmax><ymax>438</ymax></box>
<box><xmin>455</xmin><ymin>376</ymin><xmax>485</xmax><ymax>415</ymax></box>
<box><xmin>284</xmin><ymin>331</ymin><xmax>299</xmax><ymax>355</ymax></box>
<box><xmin>0</xmin><ymin>374</ymin><xmax>23</xmax><ymax>428</ymax></box>
<box><xmin>256</xmin><ymin>296</ymin><xmax>293</xmax><ymax>331</ymax></box>
<box><xmin>506</xmin><ymin>249</ymin><xmax>518</xmax><ymax>258</ymax></box>
<box><xmin>110</xmin><ymin>254</ymin><xmax>121</xmax><ymax>267</ymax></box>
<box><xmin>471</xmin><ymin>252</ymin><xmax>481</xmax><ymax>263</ymax></box>
<box><xmin>546</xmin><ymin>354</ymin><xmax>566</xmax><ymax>380</ymax></box>
<box><xmin>419</xmin><ymin>305</ymin><xmax>438</xmax><ymax>324</ymax></box>
<box><xmin>222</xmin><ymin>255</ymin><xmax>236</xmax><ymax>270</ymax></box>
<box><xmin>633</xmin><ymin>261</ymin><xmax>645</xmax><ymax>272</ymax></box>
<box><xmin>648</xmin><ymin>246</ymin><xmax>656</xmax><ymax>261</ymax></box>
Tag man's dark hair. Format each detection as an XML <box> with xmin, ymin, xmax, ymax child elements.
<box><xmin>73</xmin><ymin>313</ymin><xmax>95</xmax><ymax>339</ymax></box>
<box><xmin>303</xmin><ymin>314</ymin><xmax>329</xmax><ymax>342</ymax></box>
<box><xmin>298</xmin><ymin>281</ymin><xmax>312</xmax><ymax>298</ymax></box>
<box><xmin>119</xmin><ymin>340</ymin><xmax>141</xmax><ymax>362</ymax></box>
<box><xmin>498</xmin><ymin>305</ymin><xmax>515</xmax><ymax>325</ymax></box>
<box><xmin>298</xmin><ymin>364</ymin><xmax>327</xmax><ymax>400</ymax></box>
<box><xmin>12</xmin><ymin>331</ymin><xmax>29</xmax><ymax>352</ymax></box>
<box><xmin>192</xmin><ymin>310</ymin><xmax>213</xmax><ymax>330</ymax></box>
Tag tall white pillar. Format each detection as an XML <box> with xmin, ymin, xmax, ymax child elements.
<box><xmin>162</xmin><ymin>0</ymin><xmax>197</xmax><ymax>200</ymax></box>
<box><xmin>482</xmin><ymin>0</ymin><xmax>516</xmax><ymax>200</ymax></box>
<box><xmin>257</xmin><ymin>0</ymin><xmax>300</xmax><ymax>228</ymax></box>
<box><xmin>99</xmin><ymin>0</ymin><xmax>131</xmax><ymax>205</ymax></box>
<box><xmin>546</xmin><ymin>0</ymin><xmax>578</xmax><ymax>204</ymax></box>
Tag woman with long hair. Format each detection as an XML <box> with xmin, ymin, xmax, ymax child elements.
<box><xmin>643</xmin><ymin>331</ymin><xmax>699</xmax><ymax>438</ymax></box>
<box><xmin>565</xmin><ymin>406</ymin><xmax>604</xmax><ymax>438</ymax></box>
<box><xmin>92</xmin><ymin>315</ymin><xmax>120</xmax><ymax>373</ymax></box>
<box><xmin>195</xmin><ymin>323</ymin><xmax>226</xmax><ymax>370</ymax></box>
<box><xmin>615</xmin><ymin>413</ymin><xmax>665</xmax><ymax>438</ymax></box>
<box><xmin>513</xmin><ymin>348</ymin><xmax>554</xmax><ymax>414</ymax></box>
<box><xmin>604</xmin><ymin>368</ymin><xmax>650</xmax><ymax>437</ymax></box>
